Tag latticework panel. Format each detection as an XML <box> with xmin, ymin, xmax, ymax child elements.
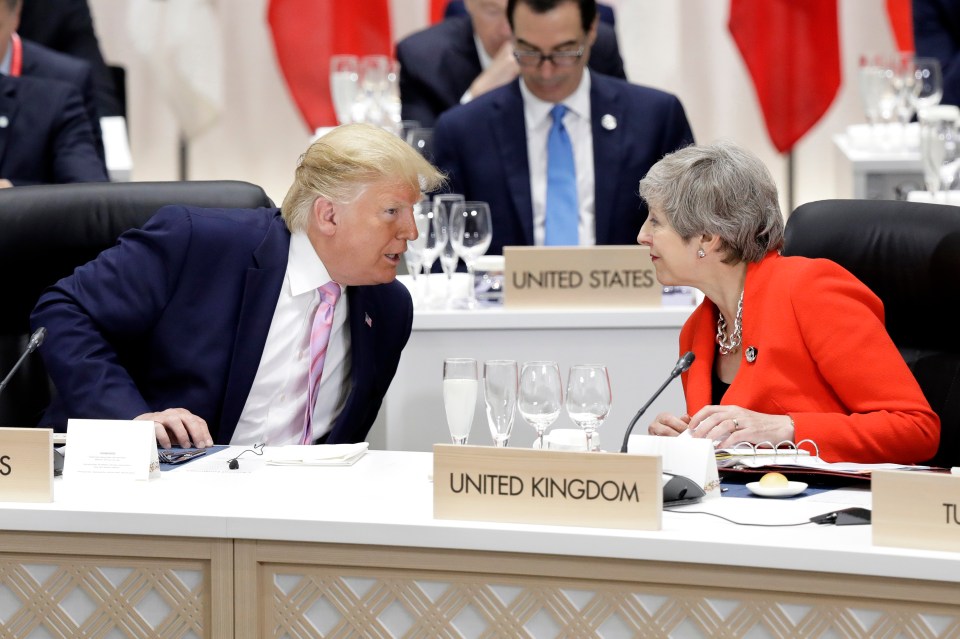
<box><xmin>0</xmin><ymin>556</ymin><xmax>206</xmax><ymax>639</ymax></box>
<box><xmin>262</xmin><ymin>565</ymin><xmax>960</xmax><ymax>639</ymax></box>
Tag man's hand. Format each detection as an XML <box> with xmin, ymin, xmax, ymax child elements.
<box><xmin>467</xmin><ymin>41</ymin><xmax>519</xmax><ymax>99</ymax></box>
<box><xmin>136</xmin><ymin>408</ymin><xmax>214</xmax><ymax>449</ymax></box>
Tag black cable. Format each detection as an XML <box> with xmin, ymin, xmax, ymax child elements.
<box><xmin>227</xmin><ymin>442</ymin><xmax>265</xmax><ymax>469</ymax></box>
<box><xmin>664</xmin><ymin>507</ymin><xmax>815</xmax><ymax>527</ymax></box>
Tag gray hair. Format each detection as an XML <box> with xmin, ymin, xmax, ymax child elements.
<box><xmin>281</xmin><ymin>123</ymin><xmax>445</xmax><ymax>232</ymax></box>
<box><xmin>638</xmin><ymin>141</ymin><xmax>784</xmax><ymax>263</ymax></box>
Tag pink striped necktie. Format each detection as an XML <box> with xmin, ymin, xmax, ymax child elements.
<box><xmin>302</xmin><ymin>281</ymin><xmax>342</xmax><ymax>444</ymax></box>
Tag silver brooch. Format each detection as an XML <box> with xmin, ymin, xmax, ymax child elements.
<box><xmin>0</xmin><ymin>115</ymin><xmax>8</xmax><ymax>129</ymax></box>
<box><xmin>745</xmin><ymin>346</ymin><xmax>758</xmax><ymax>363</ymax></box>
<box><xmin>601</xmin><ymin>114</ymin><xmax>617</xmax><ymax>130</ymax></box>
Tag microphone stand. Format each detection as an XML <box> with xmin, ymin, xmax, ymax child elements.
<box><xmin>619</xmin><ymin>352</ymin><xmax>695</xmax><ymax>453</ymax></box>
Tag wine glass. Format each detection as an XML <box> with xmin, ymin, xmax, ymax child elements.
<box><xmin>910</xmin><ymin>57</ymin><xmax>943</xmax><ymax>114</ymax></box>
<box><xmin>920</xmin><ymin>106</ymin><xmax>960</xmax><ymax>198</ymax></box>
<box><xmin>406</xmin><ymin>127</ymin><xmax>435</xmax><ymax>161</ymax></box>
<box><xmin>565</xmin><ymin>365</ymin><xmax>611</xmax><ymax>452</ymax></box>
<box><xmin>450</xmin><ymin>201</ymin><xmax>493</xmax><ymax>309</ymax></box>
<box><xmin>412</xmin><ymin>199</ymin><xmax>442</xmax><ymax>304</ymax></box>
<box><xmin>433</xmin><ymin>194</ymin><xmax>465</xmax><ymax>303</ymax></box>
<box><xmin>443</xmin><ymin>358</ymin><xmax>478</xmax><ymax>445</ymax></box>
<box><xmin>518</xmin><ymin>361</ymin><xmax>562</xmax><ymax>450</ymax></box>
<box><xmin>483</xmin><ymin>360</ymin><xmax>518</xmax><ymax>447</ymax></box>
<box><xmin>329</xmin><ymin>55</ymin><xmax>359</xmax><ymax>125</ymax></box>
<box><xmin>352</xmin><ymin>54</ymin><xmax>389</xmax><ymax>125</ymax></box>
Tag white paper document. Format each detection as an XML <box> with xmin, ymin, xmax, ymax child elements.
<box><xmin>63</xmin><ymin>419</ymin><xmax>159</xmax><ymax>480</ymax></box>
<box><xmin>265</xmin><ymin>443</ymin><xmax>369</xmax><ymax>466</ymax></box>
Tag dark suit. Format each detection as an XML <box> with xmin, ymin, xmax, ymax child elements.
<box><xmin>397</xmin><ymin>15</ymin><xmax>626</xmax><ymax>126</ymax></box>
<box><xmin>444</xmin><ymin>0</ymin><xmax>617</xmax><ymax>26</ymax></box>
<box><xmin>30</xmin><ymin>206</ymin><xmax>414</xmax><ymax>444</ymax></box>
<box><xmin>0</xmin><ymin>74</ymin><xmax>108</xmax><ymax>185</ymax></box>
<box><xmin>19</xmin><ymin>38</ymin><xmax>106</xmax><ymax>164</ymax></box>
<box><xmin>18</xmin><ymin>0</ymin><xmax>122</xmax><ymax>117</ymax></box>
<box><xmin>914</xmin><ymin>0</ymin><xmax>960</xmax><ymax>108</ymax></box>
<box><xmin>432</xmin><ymin>72</ymin><xmax>694</xmax><ymax>254</ymax></box>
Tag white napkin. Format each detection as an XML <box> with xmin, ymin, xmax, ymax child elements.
<box><xmin>265</xmin><ymin>442</ymin><xmax>368</xmax><ymax>466</ymax></box>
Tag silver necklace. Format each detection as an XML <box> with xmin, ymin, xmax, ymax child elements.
<box><xmin>716</xmin><ymin>290</ymin><xmax>743</xmax><ymax>356</ymax></box>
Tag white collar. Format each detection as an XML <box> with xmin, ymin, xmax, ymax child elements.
<box><xmin>519</xmin><ymin>69</ymin><xmax>592</xmax><ymax>126</ymax></box>
<box><xmin>288</xmin><ymin>231</ymin><xmax>342</xmax><ymax>297</ymax></box>
<box><xmin>473</xmin><ymin>32</ymin><xmax>493</xmax><ymax>70</ymax></box>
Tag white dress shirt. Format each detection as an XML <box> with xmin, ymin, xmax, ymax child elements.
<box><xmin>231</xmin><ymin>231</ymin><xmax>351</xmax><ymax>445</ymax></box>
<box><xmin>520</xmin><ymin>71</ymin><xmax>596</xmax><ymax>246</ymax></box>
<box><xmin>459</xmin><ymin>33</ymin><xmax>494</xmax><ymax>105</ymax></box>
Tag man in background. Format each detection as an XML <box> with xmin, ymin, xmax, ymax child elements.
<box><xmin>432</xmin><ymin>0</ymin><xmax>693</xmax><ymax>255</ymax></box>
<box><xmin>0</xmin><ymin>0</ymin><xmax>107</xmax><ymax>163</ymax></box>
<box><xmin>396</xmin><ymin>0</ymin><xmax>625</xmax><ymax>126</ymax></box>
<box><xmin>0</xmin><ymin>73</ymin><xmax>107</xmax><ymax>186</ymax></box>
<box><xmin>32</xmin><ymin>124</ymin><xmax>444</xmax><ymax>448</ymax></box>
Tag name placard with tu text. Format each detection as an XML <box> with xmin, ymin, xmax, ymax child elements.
<box><xmin>503</xmin><ymin>246</ymin><xmax>660</xmax><ymax>308</ymax></box>
<box><xmin>872</xmin><ymin>470</ymin><xmax>960</xmax><ymax>552</ymax></box>
<box><xmin>0</xmin><ymin>427</ymin><xmax>53</xmax><ymax>503</ymax></box>
<box><xmin>433</xmin><ymin>444</ymin><xmax>662</xmax><ymax>530</ymax></box>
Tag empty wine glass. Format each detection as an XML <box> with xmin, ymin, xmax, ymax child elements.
<box><xmin>352</xmin><ymin>54</ymin><xmax>389</xmax><ymax>125</ymax></box>
<box><xmin>330</xmin><ymin>54</ymin><xmax>359</xmax><ymax>125</ymax></box>
<box><xmin>910</xmin><ymin>57</ymin><xmax>943</xmax><ymax>113</ymax></box>
<box><xmin>519</xmin><ymin>361</ymin><xmax>562</xmax><ymax>449</ymax></box>
<box><xmin>450</xmin><ymin>201</ymin><xmax>493</xmax><ymax>309</ymax></box>
<box><xmin>433</xmin><ymin>194</ymin><xmax>465</xmax><ymax>303</ymax></box>
<box><xmin>406</xmin><ymin>127</ymin><xmax>434</xmax><ymax>161</ymax></box>
<box><xmin>443</xmin><ymin>358</ymin><xmax>479</xmax><ymax>445</ymax></box>
<box><xmin>412</xmin><ymin>199</ymin><xmax>443</xmax><ymax>304</ymax></box>
<box><xmin>920</xmin><ymin>105</ymin><xmax>960</xmax><ymax>198</ymax></box>
<box><xmin>483</xmin><ymin>360</ymin><xmax>518</xmax><ymax>447</ymax></box>
<box><xmin>565</xmin><ymin>365</ymin><xmax>611</xmax><ymax>453</ymax></box>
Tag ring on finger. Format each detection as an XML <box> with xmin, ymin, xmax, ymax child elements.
<box><xmin>733</xmin><ymin>418</ymin><xmax>740</xmax><ymax>430</ymax></box>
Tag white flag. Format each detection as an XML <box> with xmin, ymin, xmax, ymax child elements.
<box><xmin>128</xmin><ymin>0</ymin><xmax>224</xmax><ymax>140</ymax></box>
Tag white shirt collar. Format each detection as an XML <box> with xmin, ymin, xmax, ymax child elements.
<box><xmin>519</xmin><ymin>68</ymin><xmax>592</xmax><ymax>127</ymax></box>
<box><xmin>473</xmin><ymin>32</ymin><xmax>493</xmax><ymax>70</ymax></box>
<box><xmin>0</xmin><ymin>37</ymin><xmax>12</xmax><ymax>76</ymax></box>
<box><xmin>288</xmin><ymin>231</ymin><xmax>341</xmax><ymax>297</ymax></box>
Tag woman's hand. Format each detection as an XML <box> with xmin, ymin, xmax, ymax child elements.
<box><xmin>686</xmin><ymin>404</ymin><xmax>794</xmax><ymax>448</ymax></box>
<box><xmin>648</xmin><ymin>412</ymin><xmax>691</xmax><ymax>437</ymax></box>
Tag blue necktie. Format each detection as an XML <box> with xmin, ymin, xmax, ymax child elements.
<box><xmin>545</xmin><ymin>104</ymin><xmax>579</xmax><ymax>245</ymax></box>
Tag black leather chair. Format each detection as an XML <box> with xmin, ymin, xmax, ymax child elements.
<box><xmin>783</xmin><ymin>199</ymin><xmax>960</xmax><ymax>468</ymax></box>
<box><xmin>0</xmin><ymin>180</ymin><xmax>275</xmax><ymax>426</ymax></box>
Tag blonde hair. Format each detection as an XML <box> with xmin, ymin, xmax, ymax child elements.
<box><xmin>281</xmin><ymin>123</ymin><xmax>445</xmax><ymax>232</ymax></box>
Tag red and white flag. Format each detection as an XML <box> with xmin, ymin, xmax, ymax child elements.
<box><xmin>729</xmin><ymin>0</ymin><xmax>841</xmax><ymax>153</ymax></box>
<box><xmin>267</xmin><ymin>0</ymin><xmax>393</xmax><ymax>131</ymax></box>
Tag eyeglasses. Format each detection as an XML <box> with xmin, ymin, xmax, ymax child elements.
<box><xmin>513</xmin><ymin>45</ymin><xmax>585</xmax><ymax>68</ymax></box>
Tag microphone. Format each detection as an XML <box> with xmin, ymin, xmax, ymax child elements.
<box><xmin>619</xmin><ymin>351</ymin><xmax>695</xmax><ymax>453</ymax></box>
<box><xmin>0</xmin><ymin>327</ymin><xmax>47</xmax><ymax>396</ymax></box>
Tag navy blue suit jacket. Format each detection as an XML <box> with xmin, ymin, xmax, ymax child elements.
<box><xmin>432</xmin><ymin>73</ymin><xmax>694</xmax><ymax>255</ymax></box>
<box><xmin>0</xmin><ymin>74</ymin><xmax>108</xmax><ymax>185</ymax></box>
<box><xmin>18</xmin><ymin>0</ymin><xmax>122</xmax><ymax>117</ymax></box>
<box><xmin>397</xmin><ymin>15</ymin><xmax>626</xmax><ymax>127</ymax></box>
<box><xmin>21</xmin><ymin>38</ymin><xmax>106</xmax><ymax>164</ymax></box>
<box><xmin>914</xmin><ymin>0</ymin><xmax>960</xmax><ymax>108</ymax></box>
<box><xmin>30</xmin><ymin>206</ymin><xmax>414</xmax><ymax>444</ymax></box>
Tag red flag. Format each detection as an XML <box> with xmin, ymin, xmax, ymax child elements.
<box><xmin>729</xmin><ymin>0</ymin><xmax>841</xmax><ymax>153</ymax></box>
<box><xmin>267</xmin><ymin>0</ymin><xmax>392</xmax><ymax>131</ymax></box>
<box><xmin>430</xmin><ymin>0</ymin><xmax>448</xmax><ymax>24</ymax></box>
<box><xmin>886</xmin><ymin>0</ymin><xmax>914</xmax><ymax>53</ymax></box>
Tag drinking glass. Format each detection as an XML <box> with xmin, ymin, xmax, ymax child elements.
<box><xmin>920</xmin><ymin>106</ymin><xmax>960</xmax><ymax>198</ymax></box>
<box><xmin>329</xmin><ymin>55</ymin><xmax>359</xmax><ymax>125</ymax></box>
<box><xmin>406</xmin><ymin>127</ymin><xmax>435</xmax><ymax>161</ymax></box>
<box><xmin>443</xmin><ymin>358</ymin><xmax>478</xmax><ymax>445</ymax></box>
<box><xmin>450</xmin><ymin>201</ymin><xmax>493</xmax><ymax>309</ymax></box>
<box><xmin>352</xmin><ymin>54</ymin><xmax>389</xmax><ymax>125</ymax></box>
<box><xmin>433</xmin><ymin>194</ymin><xmax>465</xmax><ymax>300</ymax></box>
<box><xmin>565</xmin><ymin>365</ymin><xmax>611</xmax><ymax>452</ymax></box>
<box><xmin>483</xmin><ymin>360</ymin><xmax>518</xmax><ymax>447</ymax></box>
<box><xmin>412</xmin><ymin>199</ymin><xmax>443</xmax><ymax>303</ymax></box>
<box><xmin>518</xmin><ymin>361</ymin><xmax>563</xmax><ymax>449</ymax></box>
<box><xmin>910</xmin><ymin>57</ymin><xmax>943</xmax><ymax>113</ymax></box>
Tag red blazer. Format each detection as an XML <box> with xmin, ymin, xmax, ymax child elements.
<box><xmin>680</xmin><ymin>252</ymin><xmax>939</xmax><ymax>463</ymax></box>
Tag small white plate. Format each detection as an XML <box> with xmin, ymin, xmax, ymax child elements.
<box><xmin>745</xmin><ymin>481</ymin><xmax>808</xmax><ymax>498</ymax></box>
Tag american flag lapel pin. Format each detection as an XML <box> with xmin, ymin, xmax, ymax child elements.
<box><xmin>365</xmin><ymin>313</ymin><xmax>373</xmax><ymax>328</ymax></box>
